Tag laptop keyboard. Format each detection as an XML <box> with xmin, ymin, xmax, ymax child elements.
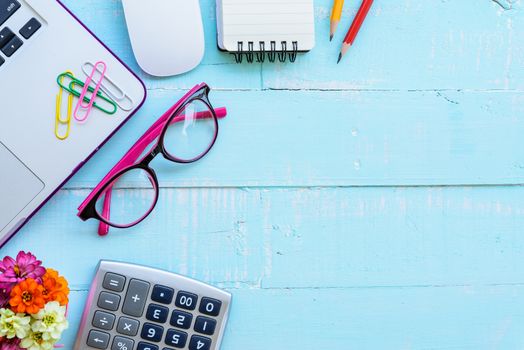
<box><xmin>0</xmin><ymin>0</ymin><xmax>41</xmax><ymax>66</ymax></box>
<box><xmin>0</xmin><ymin>0</ymin><xmax>19</xmax><ymax>26</ymax></box>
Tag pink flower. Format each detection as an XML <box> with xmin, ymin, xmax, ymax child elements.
<box><xmin>0</xmin><ymin>251</ymin><xmax>46</xmax><ymax>291</ymax></box>
<box><xmin>0</xmin><ymin>337</ymin><xmax>21</xmax><ymax>350</ymax></box>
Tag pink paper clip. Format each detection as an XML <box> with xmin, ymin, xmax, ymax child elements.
<box><xmin>74</xmin><ymin>61</ymin><xmax>107</xmax><ymax>123</ymax></box>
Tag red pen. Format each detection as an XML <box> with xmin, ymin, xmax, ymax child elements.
<box><xmin>337</xmin><ymin>0</ymin><xmax>374</xmax><ymax>63</ymax></box>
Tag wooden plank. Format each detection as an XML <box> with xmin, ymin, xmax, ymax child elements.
<box><xmin>4</xmin><ymin>186</ymin><xmax>524</xmax><ymax>288</ymax></box>
<box><xmin>58</xmin><ymin>90</ymin><xmax>524</xmax><ymax>187</ymax></box>
<box><xmin>264</xmin><ymin>0</ymin><xmax>524</xmax><ymax>90</ymax></box>
<box><xmin>62</xmin><ymin>0</ymin><xmax>524</xmax><ymax>91</ymax></box>
<box><xmin>63</xmin><ymin>285</ymin><xmax>524</xmax><ymax>349</ymax></box>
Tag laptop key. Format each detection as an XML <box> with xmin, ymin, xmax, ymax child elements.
<box><xmin>19</xmin><ymin>17</ymin><xmax>41</xmax><ymax>39</ymax></box>
<box><xmin>1</xmin><ymin>34</ymin><xmax>21</xmax><ymax>57</ymax></box>
<box><xmin>0</xmin><ymin>27</ymin><xmax>14</xmax><ymax>48</ymax></box>
<box><xmin>0</xmin><ymin>0</ymin><xmax>20</xmax><ymax>27</ymax></box>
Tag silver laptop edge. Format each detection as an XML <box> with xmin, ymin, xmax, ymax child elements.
<box><xmin>0</xmin><ymin>0</ymin><xmax>146</xmax><ymax>247</ymax></box>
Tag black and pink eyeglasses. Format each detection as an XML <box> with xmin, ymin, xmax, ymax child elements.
<box><xmin>77</xmin><ymin>83</ymin><xmax>227</xmax><ymax>235</ymax></box>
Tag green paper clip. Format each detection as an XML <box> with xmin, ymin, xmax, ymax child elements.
<box><xmin>56</xmin><ymin>72</ymin><xmax>117</xmax><ymax>115</ymax></box>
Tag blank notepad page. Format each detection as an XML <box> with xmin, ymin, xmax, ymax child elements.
<box><xmin>217</xmin><ymin>0</ymin><xmax>315</xmax><ymax>52</ymax></box>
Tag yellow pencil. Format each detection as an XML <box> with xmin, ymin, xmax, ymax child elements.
<box><xmin>330</xmin><ymin>0</ymin><xmax>345</xmax><ymax>41</ymax></box>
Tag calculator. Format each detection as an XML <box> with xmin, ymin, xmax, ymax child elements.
<box><xmin>74</xmin><ymin>260</ymin><xmax>232</xmax><ymax>350</ymax></box>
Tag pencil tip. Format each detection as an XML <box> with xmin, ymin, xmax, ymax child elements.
<box><xmin>329</xmin><ymin>34</ymin><xmax>333</xmax><ymax>41</ymax></box>
<box><xmin>337</xmin><ymin>53</ymin><xmax>342</xmax><ymax>64</ymax></box>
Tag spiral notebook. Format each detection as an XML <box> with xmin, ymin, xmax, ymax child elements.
<box><xmin>216</xmin><ymin>0</ymin><xmax>315</xmax><ymax>63</ymax></box>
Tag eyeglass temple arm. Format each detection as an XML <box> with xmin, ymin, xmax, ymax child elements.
<box><xmin>97</xmin><ymin>107</ymin><xmax>228</xmax><ymax>236</ymax></box>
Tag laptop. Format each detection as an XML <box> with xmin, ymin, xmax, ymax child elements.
<box><xmin>0</xmin><ymin>0</ymin><xmax>146</xmax><ymax>247</ymax></box>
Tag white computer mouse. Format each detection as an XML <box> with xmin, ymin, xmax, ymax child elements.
<box><xmin>121</xmin><ymin>0</ymin><xmax>205</xmax><ymax>77</ymax></box>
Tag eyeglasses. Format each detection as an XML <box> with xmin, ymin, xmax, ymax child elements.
<box><xmin>77</xmin><ymin>83</ymin><xmax>227</xmax><ymax>235</ymax></box>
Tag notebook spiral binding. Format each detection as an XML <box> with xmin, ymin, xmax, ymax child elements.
<box><xmin>233</xmin><ymin>41</ymin><xmax>299</xmax><ymax>64</ymax></box>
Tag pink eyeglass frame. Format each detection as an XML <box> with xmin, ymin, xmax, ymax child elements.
<box><xmin>77</xmin><ymin>83</ymin><xmax>227</xmax><ymax>235</ymax></box>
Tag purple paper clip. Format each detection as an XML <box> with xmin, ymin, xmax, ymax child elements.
<box><xmin>74</xmin><ymin>61</ymin><xmax>107</xmax><ymax>123</ymax></box>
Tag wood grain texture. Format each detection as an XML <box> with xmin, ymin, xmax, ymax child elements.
<box><xmin>4</xmin><ymin>186</ymin><xmax>524</xmax><ymax>288</ymax></box>
<box><xmin>2</xmin><ymin>0</ymin><xmax>524</xmax><ymax>348</ymax></box>
<box><xmin>4</xmin><ymin>186</ymin><xmax>524</xmax><ymax>348</ymax></box>
<box><xmin>65</xmin><ymin>90</ymin><xmax>524</xmax><ymax>187</ymax></box>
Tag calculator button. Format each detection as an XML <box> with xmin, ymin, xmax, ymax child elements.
<box><xmin>111</xmin><ymin>336</ymin><xmax>135</xmax><ymax>350</ymax></box>
<box><xmin>138</xmin><ymin>342</ymin><xmax>159</xmax><ymax>350</ymax></box>
<box><xmin>123</xmin><ymin>279</ymin><xmax>150</xmax><ymax>317</ymax></box>
<box><xmin>151</xmin><ymin>285</ymin><xmax>174</xmax><ymax>304</ymax></box>
<box><xmin>112</xmin><ymin>336</ymin><xmax>134</xmax><ymax>350</ymax></box>
<box><xmin>199</xmin><ymin>297</ymin><xmax>222</xmax><ymax>316</ymax></box>
<box><xmin>1</xmin><ymin>35</ymin><xmax>21</xmax><ymax>57</ymax></box>
<box><xmin>146</xmin><ymin>304</ymin><xmax>169</xmax><ymax>323</ymax></box>
<box><xmin>189</xmin><ymin>335</ymin><xmax>211</xmax><ymax>350</ymax></box>
<box><xmin>0</xmin><ymin>55</ymin><xmax>4</xmax><ymax>67</ymax></box>
<box><xmin>87</xmin><ymin>330</ymin><xmax>110</xmax><ymax>349</ymax></box>
<box><xmin>19</xmin><ymin>17</ymin><xmax>41</xmax><ymax>39</ymax></box>
<box><xmin>169</xmin><ymin>310</ymin><xmax>192</xmax><ymax>329</ymax></box>
<box><xmin>194</xmin><ymin>316</ymin><xmax>216</xmax><ymax>336</ymax></box>
<box><xmin>117</xmin><ymin>316</ymin><xmax>140</xmax><ymax>336</ymax></box>
<box><xmin>141</xmin><ymin>322</ymin><xmax>164</xmax><ymax>342</ymax></box>
<box><xmin>103</xmin><ymin>272</ymin><xmax>126</xmax><ymax>292</ymax></box>
<box><xmin>175</xmin><ymin>291</ymin><xmax>198</xmax><ymax>310</ymax></box>
<box><xmin>0</xmin><ymin>1</ymin><xmax>21</xmax><ymax>27</ymax></box>
<box><xmin>92</xmin><ymin>310</ymin><xmax>116</xmax><ymax>331</ymax></box>
<box><xmin>165</xmin><ymin>329</ymin><xmax>188</xmax><ymax>348</ymax></box>
<box><xmin>98</xmin><ymin>291</ymin><xmax>121</xmax><ymax>311</ymax></box>
<box><xmin>0</xmin><ymin>27</ymin><xmax>14</xmax><ymax>49</ymax></box>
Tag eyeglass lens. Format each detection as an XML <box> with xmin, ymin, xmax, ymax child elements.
<box><xmin>163</xmin><ymin>98</ymin><xmax>217</xmax><ymax>162</ymax></box>
<box><xmin>95</xmin><ymin>168</ymin><xmax>157</xmax><ymax>227</ymax></box>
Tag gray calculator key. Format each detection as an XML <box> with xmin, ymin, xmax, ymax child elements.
<box><xmin>98</xmin><ymin>292</ymin><xmax>121</xmax><ymax>311</ymax></box>
<box><xmin>112</xmin><ymin>336</ymin><xmax>134</xmax><ymax>350</ymax></box>
<box><xmin>87</xmin><ymin>330</ymin><xmax>110</xmax><ymax>349</ymax></box>
<box><xmin>92</xmin><ymin>311</ymin><xmax>116</xmax><ymax>330</ymax></box>
<box><xmin>117</xmin><ymin>316</ymin><xmax>140</xmax><ymax>336</ymax></box>
<box><xmin>122</xmin><ymin>279</ymin><xmax>150</xmax><ymax>317</ymax></box>
<box><xmin>103</xmin><ymin>272</ymin><xmax>126</xmax><ymax>292</ymax></box>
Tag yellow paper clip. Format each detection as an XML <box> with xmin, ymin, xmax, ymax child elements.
<box><xmin>55</xmin><ymin>70</ymin><xmax>75</xmax><ymax>140</ymax></box>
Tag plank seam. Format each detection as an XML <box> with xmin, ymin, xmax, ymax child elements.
<box><xmin>69</xmin><ymin>282</ymin><xmax>524</xmax><ymax>292</ymax></box>
<box><xmin>60</xmin><ymin>184</ymin><xmax>524</xmax><ymax>190</ymax></box>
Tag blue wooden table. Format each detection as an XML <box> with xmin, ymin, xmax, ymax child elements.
<box><xmin>3</xmin><ymin>0</ymin><xmax>524</xmax><ymax>348</ymax></box>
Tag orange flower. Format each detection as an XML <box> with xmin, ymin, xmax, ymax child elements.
<box><xmin>42</xmin><ymin>268</ymin><xmax>69</xmax><ymax>305</ymax></box>
<box><xmin>9</xmin><ymin>278</ymin><xmax>45</xmax><ymax>314</ymax></box>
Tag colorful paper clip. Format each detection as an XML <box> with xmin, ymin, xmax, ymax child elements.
<box><xmin>54</xmin><ymin>70</ymin><xmax>75</xmax><ymax>140</ymax></box>
<box><xmin>82</xmin><ymin>62</ymin><xmax>135</xmax><ymax>111</ymax></box>
<box><xmin>56</xmin><ymin>72</ymin><xmax>117</xmax><ymax>115</ymax></box>
<box><xmin>74</xmin><ymin>61</ymin><xmax>107</xmax><ymax>123</ymax></box>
